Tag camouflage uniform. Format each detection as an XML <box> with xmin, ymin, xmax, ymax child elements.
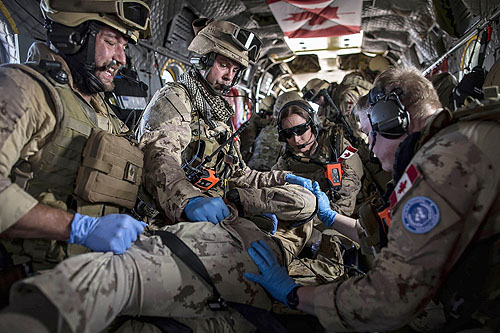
<box><xmin>136</xmin><ymin>69</ymin><xmax>316</xmax><ymax>234</ymax></box>
<box><xmin>247</xmin><ymin>124</ymin><xmax>283</xmax><ymax>171</ymax></box>
<box><xmin>239</xmin><ymin>113</ymin><xmax>270</xmax><ymax>163</ymax></box>
<box><xmin>0</xmin><ymin>43</ymin><xmax>123</xmax><ymax>271</ymax></box>
<box><xmin>273</xmin><ymin>125</ymin><xmax>362</xmax><ymax>217</ymax></box>
<box><xmin>4</xmin><ymin>206</ymin><xmax>329</xmax><ymax>332</ymax></box>
<box><xmin>313</xmin><ymin>107</ymin><xmax>500</xmax><ymax>330</ymax></box>
<box><xmin>329</xmin><ymin>71</ymin><xmax>372</xmax><ymax>142</ymax></box>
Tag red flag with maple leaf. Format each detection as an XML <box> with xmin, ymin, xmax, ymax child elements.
<box><xmin>267</xmin><ymin>0</ymin><xmax>362</xmax><ymax>38</ymax></box>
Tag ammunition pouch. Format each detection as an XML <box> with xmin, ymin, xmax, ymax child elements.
<box><xmin>74</xmin><ymin>129</ymin><xmax>143</xmax><ymax>209</ymax></box>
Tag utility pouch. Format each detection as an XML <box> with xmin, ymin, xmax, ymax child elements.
<box><xmin>324</xmin><ymin>163</ymin><xmax>342</xmax><ymax>189</ymax></box>
<box><xmin>74</xmin><ymin>128</ymin><xmax>143</xmax><ymax>209</ymax></box>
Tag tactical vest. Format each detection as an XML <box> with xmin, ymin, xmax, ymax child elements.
<box><xmin>182</xmin><ymin>106</ymin><xmax>238</xmax><ymax>197</ymax></box>
<box><xmin>281</xmin><ymin>126</ymin><xmax>343</xmax><ymax>192</ymax></box>
<box><xmin>3</xmin><ymin>62</ymin><xmax>124</xmax><ymax>267</ymax></box>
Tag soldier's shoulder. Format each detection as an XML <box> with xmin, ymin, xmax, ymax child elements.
<box><xmin>0</xmin><ymin>64</ymin><xmax>42</xmax><ymax>89</ymax></box>
<box><xmin>146</xmin><ymin>82</ymin><xmax>192</xmax><ymax>122</ymax></box>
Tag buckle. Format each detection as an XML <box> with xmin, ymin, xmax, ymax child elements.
<box><xmin>207</xmin><ymin>297</ymin><xmax>227</xmax><ymax>311</ymax></box>
<box><xmin>134</xmin><ymin>197</ymin><xmax>159</xmax><ymax>219</ymax></box>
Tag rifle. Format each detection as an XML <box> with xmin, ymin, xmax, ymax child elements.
<box><xmin>320</xmin><ymin>89</ymin><xmax>358</xmax><ymax>145</ymax></box>
<box><xmin>183</xmin><ymin>120</ymin><xmax>250</xmax><ymax>190</ymax></box>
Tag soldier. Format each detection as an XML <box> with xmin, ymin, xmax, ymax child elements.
<box><xmin>239</xmin><ymin>95</ymin><xmax>275</xmax><ymax>163</ymax></box>
<box><xmin>244</xmin><ymin>66</ymin><xmax>500</xmax><ymax>331</ymax></box>
<box><xmin>0</xmin><ymin>0</ymin><xmax>149</xmax><ymax>292</ymax></box>
<box><xmin>247</xmin><ymin>96</ymin><xmax>283</xmax><ymax>171</ymax></box>
<box><xmin>136</xmin><ymin>18</ymin><xmax>316</xmax><ymax>245</ymax></box>
<box><xmin>302</xmin><ymin>73</ymin><xmax>372</xmax><ymax>143</ymax></box>
<box><xmin>272</xmin><ymin>91</ymin><xmax>363</xmax><ymax>219</ymax></box>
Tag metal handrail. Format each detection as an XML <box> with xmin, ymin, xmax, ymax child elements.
<box><xmin>423</xmin><ymin>6</ymin><xmax>500</xmax><ymax>76</ymax></box>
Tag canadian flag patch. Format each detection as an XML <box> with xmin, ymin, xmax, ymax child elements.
<box><xmin>337</xmin><ymin>146</ymin><xmax>358</xmax><ymax>162</ymax></box>
<box><xmin>390</xmin><ymin>164</ymin><xmax>421</xmax><ymax>209</ymax></box>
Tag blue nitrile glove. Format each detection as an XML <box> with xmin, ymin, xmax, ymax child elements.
<box><xmin>261</xmin><ymin>213</ymin><xmax>278</xmax><ymax>235</ymax></box>
<box><xmin>184</xmin><ymin>196</ymin><xmax>230</xmax><ymax>224</ymax></box>
<box><xmin>69</xmin><ymin>213</ymin><xmax>147</xmax><ymax>254</ymax></box>
<box><xmin>244</xmin><ymin>240</ymin><xmax>301</xmax><ymax>307</ymax></box>
<box><xmin>312</xmin><ymin>181</ymin><xmax>337</xmax><ymax>228</ymax></box>
<box><xmin>285</xmin><ymin>173</ymin><xmax>313</xmax><ymax>191</ymax></box>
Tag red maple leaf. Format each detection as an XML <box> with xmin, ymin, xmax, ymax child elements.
<box><xmin>343</xmin><ymin>152</ymin><xmax>351</xmax><ymax>157</ymax></box>
<box><xmin>397</xmin><ymin>180</ymin><xmax>407</xmax><ymax>194</ymax></box>
<box><xmin>284</xmin><ymin>6</ymin><xmax>339</xmax><ymax>25</ymax></box>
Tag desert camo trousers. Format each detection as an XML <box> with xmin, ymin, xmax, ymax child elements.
<box><xmin>3</xmin><ymin>188</ymin><xmax>317</xmax><ymax>333</ymax></box>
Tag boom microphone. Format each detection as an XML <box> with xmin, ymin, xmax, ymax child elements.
<box><xmin>296</xmin><ymin>135</ymin><xmax>316</xmax><ymax>149</ymax></box>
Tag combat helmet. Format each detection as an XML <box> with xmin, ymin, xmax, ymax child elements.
<box><xmin>302</xmin><ymin>78</ymin><xmax>329</xmax><ymax>102</ymax></box>
<box><xmin>274</xmin><ymin>91</ymin><xmax>318</xmax><ymax>141</ymax></box>
<box><xmin>40</xmin><ymin>0</ymin><xmax>151</xmax><ymax>94</ymax></box>
<box><xmin>259</xmin><ymin>95</ymin><xmax>275</xmax><ymax>115</ymax></box>
<box><xmin>41</xmin><ymin>0</ymin><xmax>151</xmax><ymax>47</ymax></box>
<box><xmin>188</xmin><ymin>18</ymin><xmax>262</xmax><ymax>69</ymax></box>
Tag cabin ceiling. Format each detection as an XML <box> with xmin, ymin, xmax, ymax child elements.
<box><xmin>3</xmin><ymin>0</ymin><xmax>500</xmax><ymax>90</ymax></box>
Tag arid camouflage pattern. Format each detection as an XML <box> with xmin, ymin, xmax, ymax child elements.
<box><xmin>239</xmin><ymin>113</ymin><xmax>270</xmax><ymax>162</ymax></box>
<box><xmin>136</xmin><ymin>69</ymin><xmax>311</xmax><ymax>225</ymax></box>
<box><xmin>0</xmin><ymin>43</ymin><xmax>123</xmax><ymax>270</ymax></box>
<box><xmin>313</xmin><ymin>108</ymin><xmax>500</xmax><ymax>331</ymax></box>
<box><xmin>7</xmin><ymin>209</ymin><xmax>321</xmax><ymax>332</ymax></box>
<box><xmin>247</xmin><ymin>124</ymin><xmax>283</xmax><ymax>171</ymax></box>
<box><xmin>327</xmin><ymin>71</ymin><xmax>372</xmax><ymax>142</ymax></box>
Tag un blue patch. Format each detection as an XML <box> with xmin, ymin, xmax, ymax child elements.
<box><xmin>402</xmin><ymin>196</ymin><xmax>440</xmax><ymax>234</ymax></box>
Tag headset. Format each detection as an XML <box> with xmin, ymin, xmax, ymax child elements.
<box><xmin>277</xmin><ymin>100</ymin><xmax>318</xmax><ymax>142</ymax></box>
<box><xmin>367</xmin><ymin>86</ymin><xmax>410</xmax><ymax>139</ymax></box>
<box><xmin>46</xmin><ymin>20</ymin><xmax>106</xmax><ymax>94</ymax></box>
<box><xmin>190</xmin><ymin>52</ymin><xmax>245</xmax><ymax>95</ymax></box>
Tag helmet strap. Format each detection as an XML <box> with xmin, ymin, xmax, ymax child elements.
<box><xmin>80</xmin><ymin>22</ymin><xmax>106</xmax><ymax>94</ymax></box>
<box><xmin>197</xmin><ymin>52</ymin><xmax>241</xmax><ymax>96</ymax></box>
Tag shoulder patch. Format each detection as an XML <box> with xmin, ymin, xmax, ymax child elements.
<box><xmin>337</xmin><ymin>146</ymin><xmax>358</xmax><ymax>162</ymax></box>
<box><xmin>390</xmin><ymin>164</ymin><xmax>421</xmax><ymax>209</ymax></box>
<box><xmin>401</xmin><ymin>196</ymin><xmax>440</xmax><ymax>234</ymax></box>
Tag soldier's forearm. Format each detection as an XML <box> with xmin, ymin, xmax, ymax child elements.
<box><xmin>296</xmin><ymin>286</ymin><xmax>316</xmax><ymax>315</ymax></box>
<box><xmin>1</xmin><ymin>203</ymin><xmax>73</xmax><ymax>241</ymax></box>
<box><xmin>331</xmin><ymin>214</ymin><xmax>359</xmax><ymax>243</ymax></box>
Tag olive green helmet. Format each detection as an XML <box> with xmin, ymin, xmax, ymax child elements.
<box><xmin>301</xmin><ymin>78</ymin><xmax>330</xmax><ymax>101</ymax></box>
<box><xmin>40</xmin><ymin>0</ymin><xmax>152</xmax><ymax>43</ymax></box>
<box><xmin>188</xmin><ymin>19</ymin><xmax>262</xmax><ymax>69</ymax></box>
<box><xmin>260</xmin><ymin>95</ymin><xmax>275</xmax><ymax>114</ymax></box>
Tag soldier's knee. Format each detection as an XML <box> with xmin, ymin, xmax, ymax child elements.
<box><xmin>286</xmin><ymin>184</ymin><xmax>317</xmax><ymax>213</ymax></box>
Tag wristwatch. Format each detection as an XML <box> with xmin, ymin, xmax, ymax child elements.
<box><xmin>286</xmin><ymin>286</ymin><xmax>301</xmax><ymax>310</ymax></box>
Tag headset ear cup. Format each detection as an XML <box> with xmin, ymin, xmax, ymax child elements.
<box><xmin>369</xmin><ymin>92</ymin><xmax>410</xmax><ymax>138</ymax></box>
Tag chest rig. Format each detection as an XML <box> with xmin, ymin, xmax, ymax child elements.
<box><xmin>283</xmin><ymin>126</ymin><xmax>344</xmax><ymax>198</ymax></box>
<box><xmin>3</xmin><ymin>60</ymin><xmax>135</xmax><ymax>268</ymax></box>
<box><xmin>177</xmin><ymin>77</ymin><xmax>244</xmax><ymax>196</ymax></box>
<box><xmin>7</xmin><ymin>61</ymin><xmax>123</xmax><ymax>216</ymax></box>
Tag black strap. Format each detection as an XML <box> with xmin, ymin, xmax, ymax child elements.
<box><xmin>153</xmin><ymin>230</ymin><xmax>222</xmax><ymax>302</ymax></box>
<box><xmin>152</xmin><ymin>230</ymin><xmax>288</xmax><ymax>333</ymax></box>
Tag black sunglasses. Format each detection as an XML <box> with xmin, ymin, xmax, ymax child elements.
<box><xmin>280</xmin><ymin>120</ymin><xmax>311</xmax><ymax>139</ymax></box>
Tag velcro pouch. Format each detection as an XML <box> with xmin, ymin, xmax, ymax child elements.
<box><xmin>74</xmin><ymin>129</ymin><xmax>143</xmax><ymax>209</ymax></box>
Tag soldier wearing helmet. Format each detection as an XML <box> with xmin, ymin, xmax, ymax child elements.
<box><xmin>303</xmin><ymin>76</ymin><xmax>392</xmax><ymax>232</ymax></box>
<box><xmin>272</xmin><ymin>91</ymin><xmax>363</xmax><ymax>219</ymax></box>
<box><xmin>244</xmin><ymin>95</ymin><xmax>284</xmax><ymax>172</ymax></box>
<box><xmin>0</xmin><ymin>18</ymin><xmax>333</xmax><ymax>332</ymax></box>
<box><xmin>239</xmin><ymin>95</ymin><xmax>276</xmax><ymax>163</ymax></box>
<box><xmin>0</xmin><ymin>0</ymin><xmax>150</xmax><ymax>291</ymax></box>
<box><xmin>136</xmin><ymin>18</ymin><xmax>317</xmax><ymax>246</ymax></box>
